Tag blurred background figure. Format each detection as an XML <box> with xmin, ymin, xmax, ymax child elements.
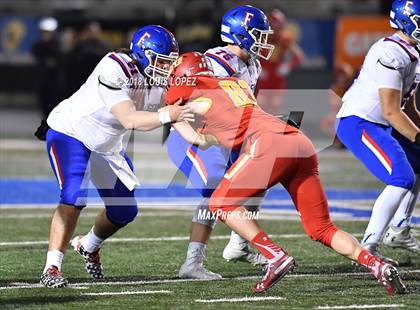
<box><xmin>321</xmin><ymin>62</ymin><xmax>355</xmax><ymax>148</ymax></box>
<box><xmin>256</xmin><ymin>9</ymin><xmax>304</xmax><ymax>115</ymax></box>
<box><xmin>31</xmin><ymin>17</ymin><xmax>60</xmax><ymax>118</ymax></box>
<box><xmin>64</xmin><ymin>21</ymin><xmax>110</xmax><ymax>96</ymax></box>
<box><xmin>57</xmin><ymin>27</ymin><xmax>78</xmax><ymax>99</ymax></box>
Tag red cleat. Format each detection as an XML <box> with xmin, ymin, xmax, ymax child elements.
<box><xmin>252</xmin><ymin>254</ymin><xmax>296</xmax><ymax>293</ymax></box>
<box><xmin>374</xmin><ymin>262</ymin><xmax>407</xmax><ymax>295</ymax></box>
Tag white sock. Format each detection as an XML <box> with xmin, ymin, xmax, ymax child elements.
<box><xmin>391</xmin><ymin>175</ymin><xmax>420</xmax><ymax>228</ymax></box>
<box><xmin>43</xmin><ymin>250</ymin><xmax>64</xmax><ymax>273</ymax></box>
<box><xmin>362</xmin><ymin>185</ymin><xmax>408</xmax><ymax>245</ymax></box>
<box><xmin>229</xmin><ymin>230</ymin><xmax>246</xmax><ymax>246</ymax></box>
<box><xmin>186</xmin><ymin>241</ymin><xmax>206</xmax><ymax>264</ymax></box>
<box><xmin>81</xmin><ymin>228</ymin><xmax>104</xmax><ymax>253</ymax></box>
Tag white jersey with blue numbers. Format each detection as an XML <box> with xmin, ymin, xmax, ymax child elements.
<box><xmin>205</xmin><ymin>46</ymin><xmax>261</xmax><ymax>91</ymax></box>
<box><xmin>47</xmin><ymin>51</ymin><xmax>164</xmax><ymax>190</ymax></box>
<box><xmin>337</xmin><ymin>33</ymin><xmax>420</xmax><ymax>125</ymax></box>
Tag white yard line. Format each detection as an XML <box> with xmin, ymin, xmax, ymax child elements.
<box><xmin>1</xmin><ymin>270</ymin><xmax>419</xmax><ymax>291</ymax></box>
<box><xmin>81</xmin><ymin>290</ymin><xmax>171</xmax><ymax>296</ymax></box>
<box><xmin>0</xmin><ymin>211</ymin><xmax>192</xmax><ymax>219</ymax></box>
<box><xmin>316</xmin><ymin>305</ymin><xmax>405</xmax><ymax>309</ymax></box>
<box><xmin>0</xmin><ymin>233</ymin><xmax>363</xmax><ymax>247</ymax></box>
<box><xmin>195</xmin><ymin>296</ymin><xmax>285</xmax><ymax>303</ymax></box>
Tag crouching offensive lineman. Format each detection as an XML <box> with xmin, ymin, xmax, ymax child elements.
<box><xmin>38</xmin><ymin>26</ymin><xmax>192</xmax><ymax>287</ymax></box>
<box><xmin>166</xmin><ymin>52</ymin><xmax>407</xmax><ymax>295</ymax></box>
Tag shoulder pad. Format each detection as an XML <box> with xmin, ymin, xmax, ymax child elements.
<box><xmin>381</xmin><ymin>40</ymin><xmax>416</xmax><ymax>67</ymax></box>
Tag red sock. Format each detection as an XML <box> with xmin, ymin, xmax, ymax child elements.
<box><xmin>357</xmin><ymin>249</ymin><xmax>382</xmax><ymax>277</ymax></box>
<box><xmin>251</xmin><ymin>231</ymin><xmax>287</xmax><ymax>263</ymax></box>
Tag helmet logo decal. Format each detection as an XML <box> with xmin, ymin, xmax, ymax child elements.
<box><xmin>243</xmin><ymin>12</ymin><xmax>254</xmax><ymax>26</ymax></box>
<box><xmin>403</xmin><ymin>1</ymin><xmax>414</xmax><ymax>16</ymax></box>
<box><xmin>137</xmin><ymin>32</ymin><xmax>151</xmax><ymax>46</ymax></box>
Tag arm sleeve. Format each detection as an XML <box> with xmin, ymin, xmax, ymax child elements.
<box><xmin>98</xmin><ymin>83</ymin><xmax>132</xmax><ymax>111</ymax></box>
<box><xmin>376</xmin><ymin>49</ymin><xmax>405</xmax><ymax>90</ymax></box>
<box><xmin>97</xmin><ymin>56</ymin><xmax>133</xmax><ymax>111</ymax></box>
<box><xmin>376</xmin><ymin>61</ymin><xmax>403</xmax><ymax>90</ymax></box>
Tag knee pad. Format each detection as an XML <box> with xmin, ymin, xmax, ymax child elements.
<box><xmin>192</xmin><ymin>198</ymin><xmax>217</xmax><ymax>228</ymax></box>
<box><xmin>106</xmin><ymin>204</ymin><xmax>138</xmax><ymax>227</ymax></box>
<box><xmin>304</xmin><ymin>221</ymin><xmax>338</xmax><ymax>247</ymax></box>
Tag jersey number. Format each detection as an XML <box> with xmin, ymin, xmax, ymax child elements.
<box><xmin>215</xmin><ymin>50</ymin><xmax>234</xmax><ymax>61</ymax></box>
<box><xmin>218</xmin><ymin>80</ymin><xmax>257</xmax><ymax>108</ymax></box>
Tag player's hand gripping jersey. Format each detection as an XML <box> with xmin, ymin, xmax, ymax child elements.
<box><xmin>337</xmin><ymin>33</ymin><xmax>420</xmax><ymax>125</ymax></box>
<box><xmin>166</xmin><ymin>76</ymin><xmax>297</xmax><ymax>151</ymax></box>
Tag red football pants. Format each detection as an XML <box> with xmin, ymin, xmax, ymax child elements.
<box><xmin>209</xmin><ymin>131</ymin><xmax>338</xmax><ymax>247</ymax></box>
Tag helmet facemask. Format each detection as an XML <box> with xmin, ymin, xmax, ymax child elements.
<box><xmin>249</xmin><ymin>27</ymin><xmax>274</xmax><ymax>60</ymax></box>
<box><xmin>409</xmin><ymin>14</ymin><xmax>420</xmax><ymax>44</ymax></box>
<box><xmin>143</xmin><ymin>49</ymin><xmax>179</xmax><ymax>85</ymax></box>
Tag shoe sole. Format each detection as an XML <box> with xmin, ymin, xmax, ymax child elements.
<box><xmin>178</xmin><ymin>266</ymin><xmax>222</xmax><ymax>280</ymax></box>
<box><xmin>178</xmin><ymin>273</ymin><xmax>222</xmax><ymax>280</ymax></box>
<box><xmin>224</xmin><ymin>254</ymin><xmax>268</xmax><ymax>266</ymax></box>
<box><xmin>40</xmin><ymin>280</ymin><xmax>68</xmax><ymax>288</ymax></box>
<box><xmin>253</xmin><ymin>256</ymin><xmax>296</xmax><ymax>293</ymax></box>
<box><xmin>383</xmin><ymin>242</ymin><xmax>419</xmax><ymax>254</ymax></box>
<box><xmin>386</xmin><ymin>267</ymin><xmax>407</xmax><ymax>295</ymax></box>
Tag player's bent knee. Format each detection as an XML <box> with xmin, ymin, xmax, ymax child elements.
<box><xmin>304</xmin><ymin>222</ymin><xmax>339</xmax><ymax>247</ymax></box>
<box><xmin>60</xmin><ymin>188</ymin><xmax>88</xmax><ymax>209</ymax></box>
<box><xmin>106</xmin><ymin>205</ymin><xmax>138</xmax><ymax>227</ymax></box>
<box><xmin>389</xmin><ymin>172</ymin><xmax>415</xmax><ymax>190</ymax></box>
<box><xmin>57</xmin><ymin>203</ymin><xmax>83</xmax><ymax>211</ymax></box>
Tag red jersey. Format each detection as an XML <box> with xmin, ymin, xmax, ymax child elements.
<box><xmin>166</xmin><ymin>76</ymin><xmax>298</xmax><ymax>151</ymax></box>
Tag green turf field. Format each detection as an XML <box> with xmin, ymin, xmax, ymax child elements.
<box><xmin>0</xmin><ymin>208</ymin><xmax>419</xmax><ymax>309</ymax></box>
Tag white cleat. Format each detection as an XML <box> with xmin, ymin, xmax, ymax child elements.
<box><xmin>178</xmin><ymin>248</ymin><xmax>222</xmax><ymax>280</ymax></box>
<box><xmin>178</xmin><ymin>262</ymin><xmax>222</xmax><ymax>280</ymax></box>
<box><xmin>363</xmin><ymin>243</ymin><xmax>399</xmax><ymax>267</ymax></box>
<box><xmin>223</xmin><ymin>241</ymin><xmax>268</xmax><ymax>266</ymax></box>
<box><xmin>383</xmin><ymin>226</ymin><xmax>420</xmax><ymax>253</ymax></box>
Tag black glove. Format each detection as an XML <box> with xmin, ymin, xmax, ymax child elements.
<box><xmin>34</xmin><ymin>120</ymin><xmax>50</xmax><ymax>141</ymax></box>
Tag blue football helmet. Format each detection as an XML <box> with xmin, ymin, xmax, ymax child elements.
<box><xmin>221</xmin><ymin>5</ymin><xmax>274</xmax><ymax>60</ymax></box>
<box><xmin>391</xmin><ymin>0</ymin><xmax>420</xmax><ymax>43</ymax></box>
<box><xmin>130</xmin><ymin>25</ymin><xmax>179</xmax><ymax>81</ymax></box>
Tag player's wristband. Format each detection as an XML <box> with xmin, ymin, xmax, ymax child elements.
<box><xmin>158</xmin><ymin>109</ymin><xmax>172</xmax><ymax>125</ymax></box>
<box><xmin>415</xmin><ymin>132</ymin><xmax>420</xmax><ymax>146</ymax></box>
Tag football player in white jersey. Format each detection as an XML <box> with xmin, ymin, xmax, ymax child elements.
<box><xmin>38</xmin><ymin>25</ymin><xmax>197</xmax><ymax>288</ymax></box>
<box><xmin>165</xmin><ymin>5</ymin><xmax>274</xmax><ymax>279</ymax></box>
<box><xmin>336</xmin><ymin>0</ymin><xmax>420</xmax><ymax>265</ymax></box>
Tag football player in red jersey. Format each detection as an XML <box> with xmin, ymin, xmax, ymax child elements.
<box><xmin>165</xmin><ymin>52</ymin><xmax>407</xmax><ymax>295</ymax></box>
